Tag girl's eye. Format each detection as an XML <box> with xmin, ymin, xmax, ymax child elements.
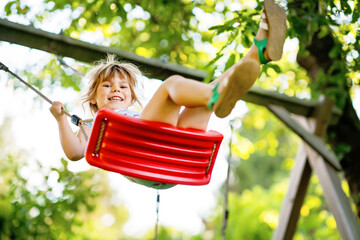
<box><xmin>121</xmin><ymin>85</ymin><xmax>128</xmax><ymax>89</ymax></box>
<box><xmin>103</xmin><ymin>84</ymin><xmax>111</xmax><ymax>88</ymax></box>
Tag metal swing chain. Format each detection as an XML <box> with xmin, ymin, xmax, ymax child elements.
<box><xmin>0</xmin><ymin>61</ymin><xmax>91</xmax><ymax>135</ymax></box>
<box><xmin>221</xmin><ymin>120</ymin><xmax>234</xmax><ymax>240</ymax></box>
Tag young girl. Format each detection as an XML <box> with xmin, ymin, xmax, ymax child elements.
<box><xmin>50</xmin><ymin>0</ymin><xmax>286</xmax><ymax>161</ymax></box>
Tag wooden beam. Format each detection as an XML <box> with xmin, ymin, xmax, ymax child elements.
<box><xmin>267</xmin><ymin>104</ymin><xmax>341</xmax><ymax>170</ymax></box>
<box><xmin>244</xmin><ymin>87</ymin><xmax>341</xmax><ymax>124</ymax></box>
<box><xmin>0</xmin><ymin>18</ymin><xmax>206</xmax><ymax>81</ymax></box>
<box><xmin>0</xmin><ymin>18</ymin><xmax>342</xmax><ymax>123</ymax></box>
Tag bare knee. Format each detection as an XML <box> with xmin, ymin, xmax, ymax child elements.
<box><xmin>159</xmin><ymin>75</ymin><xmax>186</xmax><ymax>96</ymax></box>
<box><xmin>166</xmin><ymin>75</ymin><xmax>186</xmax><ymax>81</ymax></box>
<box><xmin>163</xmin><ymin>75</ymin><xmax>185</xmax><ymax>86</ymax></box>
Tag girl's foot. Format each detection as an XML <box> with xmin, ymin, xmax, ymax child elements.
<box><xmin>208</xmin><ymin>59</ymin><xmax>260</xmax><ymax>118</ymax></box>
<box><xmin>207</xmin><ymin>0</ymin><xmax>286</xmax><ymax>118</ymax></box>
<box><xmin>254</xmin><ymin>0</ymin><xmax>287</xmax><ymax>64</ymax></box>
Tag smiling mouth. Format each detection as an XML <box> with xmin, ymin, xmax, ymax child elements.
<box><xmin>108</xmin><ymin>96</ymin><xmax>123</xmax><ymax>101</ymax></box>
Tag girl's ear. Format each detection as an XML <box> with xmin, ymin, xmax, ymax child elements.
<box><xmin>90</xmin><ymin>98</ymin><xmax>97</xmax><ymax>105</ymax></box>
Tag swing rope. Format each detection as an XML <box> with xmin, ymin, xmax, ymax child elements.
<box><xmin>56</xmin><ymin>57</ymin><xmax>93</xmax><ymax>141</ymax></box>
<box><xmin>57</xmin><ymin>56</ymin><xmax>85</xmax><ymax>77</ymax></box>
<box><xmin>1</xmin><ymin>62</ymin><xmax>58</xmax><ymax>109</ymax></box>
<box><xmin>0</xmin><ymin>61</ymin><xmax>91</xmax><ymax>139</ymax></box>
<box><xmin>221</xmin><ymin>120</ymin><xmax>234</xmax><ymax>240</ymax></box>
<box><xmin>154</xmin><ymin>190</ymin><xmax>160</xmax><ymax>240</ymax></box>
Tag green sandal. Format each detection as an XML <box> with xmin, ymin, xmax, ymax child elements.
<box><xmin>254</xmin><ymin>38</ymin><xmax>269</xmax><ymax>64</ymax></box>
<box><xmin>208</xmin><ymin>60</ymin><xmax>260</xmax><ymax>118</ymax></box>
<box><xmin>207</xmin><ymin>82</ymin><xmax>221</xmax><ymax>110</ymax></box>
<box><xmin>254</xmin><ymin>0</ymin><xmax>287</xmax><ymax>64</ymax></box>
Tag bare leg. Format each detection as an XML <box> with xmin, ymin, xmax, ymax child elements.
<box><xmin>177</xmin><ymin>1</ymin><xmax>287</xmax><ymax>128</ymax></box>
<box><xmin>149</xmin><ymin>19</ymin><xmax>269</xmax><ymax>129</ymax></box>
<box><xmin>142</xmin><ymin>0</ymin><xmax>285</xmax><ymax>129</ymax></box>
<box><xmin>140</xmin><ymin>75</ymin><xmax>213</xmax><ymax>126</ymax></box>
<box><xmin>177</xmin><ymin>17</ymin><xmax>270</xmax><ymax>129</ymax></box>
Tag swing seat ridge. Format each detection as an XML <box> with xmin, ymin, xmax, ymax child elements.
<box><xmin>85</xmin><ymin>108</ymin><xmax>223</xmax><ymax>187</ymax></box>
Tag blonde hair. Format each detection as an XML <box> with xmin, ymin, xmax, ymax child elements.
<box><xmin>82</xmin><ymin>54</ymin><xmax>143</xmax><ymax>114</ymax></box>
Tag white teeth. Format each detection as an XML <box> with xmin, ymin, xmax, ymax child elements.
<box><xmin>109</xmin><ymin>97</ymin><xmax>122</xmax><ymax>101</ymax></box>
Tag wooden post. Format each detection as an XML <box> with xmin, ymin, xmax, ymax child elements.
<box><xmin>272</xmin><ymin>142</ymin><xmax>312</xmax><ymax>239</ymax></box>
<box><xmin>270</xmin><ymin>97</ymin><xmax>360</xmax><ymax>239</ymax></box>
<box><xmin>300</xmin><ymin>118</ymin><xmax>360</xmax><ymax>240</ymax></box>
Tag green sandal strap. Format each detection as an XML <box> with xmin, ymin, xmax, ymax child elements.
<box><xmin>207</xmin><ymin>82</ymin><xmax>221</xmax><ymax>110</ymax></box>
<box><xmin>254</xmin><ymin>38</ymin><xmax>269</xmax><ymax>64</ymax></box>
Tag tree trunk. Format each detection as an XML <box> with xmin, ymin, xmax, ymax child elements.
<box><xmin>290</xmin><ymin>0</ymin><xmax>360</xmax><ymax>218</ymax></box>
<box><xmin>328</xmin><ymin>98</ymin><xmax>360</xmax><ymax>218</ymax></box>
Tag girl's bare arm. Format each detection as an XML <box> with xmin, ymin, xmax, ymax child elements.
<box><xmin>50</xmin><ymin>101</ymin><xmax>89</xmax><ymax>160</ymax></box>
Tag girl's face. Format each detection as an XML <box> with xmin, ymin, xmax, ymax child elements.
<box><xmin>92</xmin><ymin>71</ymin><xmax>133</xmax><ymax>110</ymax></box>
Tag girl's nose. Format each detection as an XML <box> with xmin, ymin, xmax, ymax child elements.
<box><xmin>112</xmin><ymin>85</ymin><xmax>120</xmax><ymax>92</ymax></box>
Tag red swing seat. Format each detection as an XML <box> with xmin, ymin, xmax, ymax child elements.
<box><xmin>85</xmin><ymin>108</ymin><xmax>223</xmax><ymax>188</ymax></box>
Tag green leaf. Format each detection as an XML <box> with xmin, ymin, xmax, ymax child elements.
<box><xmin>99</xmin><ymin>3</ymin><xmax>113</xmax><ymax>23</ymax></box>
<box><xmin>117</xmin><ymin>3</ymin><xmax>127</xmax><ymax>20</ymax></box>
<box><xmin>335</xmin><ymin>143</ymin><xmax>352</xmax><ymax>161</ymax></box>
<box><xmin>224</xmin><ymin>54</ymin><xmax>236</xmax><ymax>71</ymax></box>
<box><xmin>328</xmin><ymin>44</ymin><xmax>342</xmax><ymax>59</ymax></box>
<box><xmin>205</xmin><ymin>53</ymin><xmax>224</xmax><ymax>68</ymax></box>
<box><xmin>317</xmin><ymin>25</ymin><xmax>330</xmax><ymax>39</ymax></box>
<box><xmin>352</xmin><ymin>0</ymin><xmax>360</xmax><ymax>23</ymax></box>
<box><xmin>340</xmin><ymin>0</ymin><xmax>352</xmax><ymax>15</ymax></box>
<box><xmin>203</xmin><ymin>66</ymin><xmax>216</xmax><ymax>83</ymax></box>
<box><xmin>4</xmin><ymin>1</ymin><xmax>16</xmax><ymax>15</ymax></box>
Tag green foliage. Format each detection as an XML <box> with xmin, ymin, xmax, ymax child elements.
<box><xmin>40</xmin><ymin>58</ymin><xmax>84</xmax><ymax>91</ymax></box>
<box><xmin>286</xmin><ymin>0</ymin><xmax>360</xmax><ymax>108</ymax></box>
<box><xmin>206</xmin><ymin>7</ymin><xmax>260</xmax><ymax>75</ymax></box>
<box><xmin>42</xmin><ymin>0</ymin><xmax>207</xmax><ymax>67</ymax></box>
<box><xmin>4</xmin><ymin>0</ymin><xmax>30</xmax><ymax>16</ymax></box>
<box><xmin>229</xmin><ymin>104</ymin><xmax>300</xmax><ymax>191</ymax></box>
<box><xmin>193</xmin><ymin>176</ymin><xmax>341</xmax><ymax>240</ymax></box>
<box><xmin>209</xmin><ymin>8</ymin><xmax>259</xmax><ymax>49</ymax></box>
<box><xmin>1</xmin><ymin>156</ymin><xmax>82</xmax><ymax>238</ymax></box>
<box><xmin>0</xmin><ymin>120</ymin><xmax>129</xmax><ymax>239</ymax></box>
<box><xmin>0</xmin><ymin>155</ymin><xmax>129</xmax><ymax>239</ymax></box>
<box><xmin>4</xmin><ymin>0</ymin><xmax>360</xmax><ymax>94</ymax></box>
<box><xmin>9</xmin><ymin>57</ymin><xmax>87</xmax><ymax>93</ymax></box>
<box><xmin>334</xmin><ymin>143</ymin><xmax>352</xmax><ymax>162</ymax></box>
<box><xmin>256</xmin><ymin>58</ymin><xmax>312</xmax><ymax>100</ymax></box>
